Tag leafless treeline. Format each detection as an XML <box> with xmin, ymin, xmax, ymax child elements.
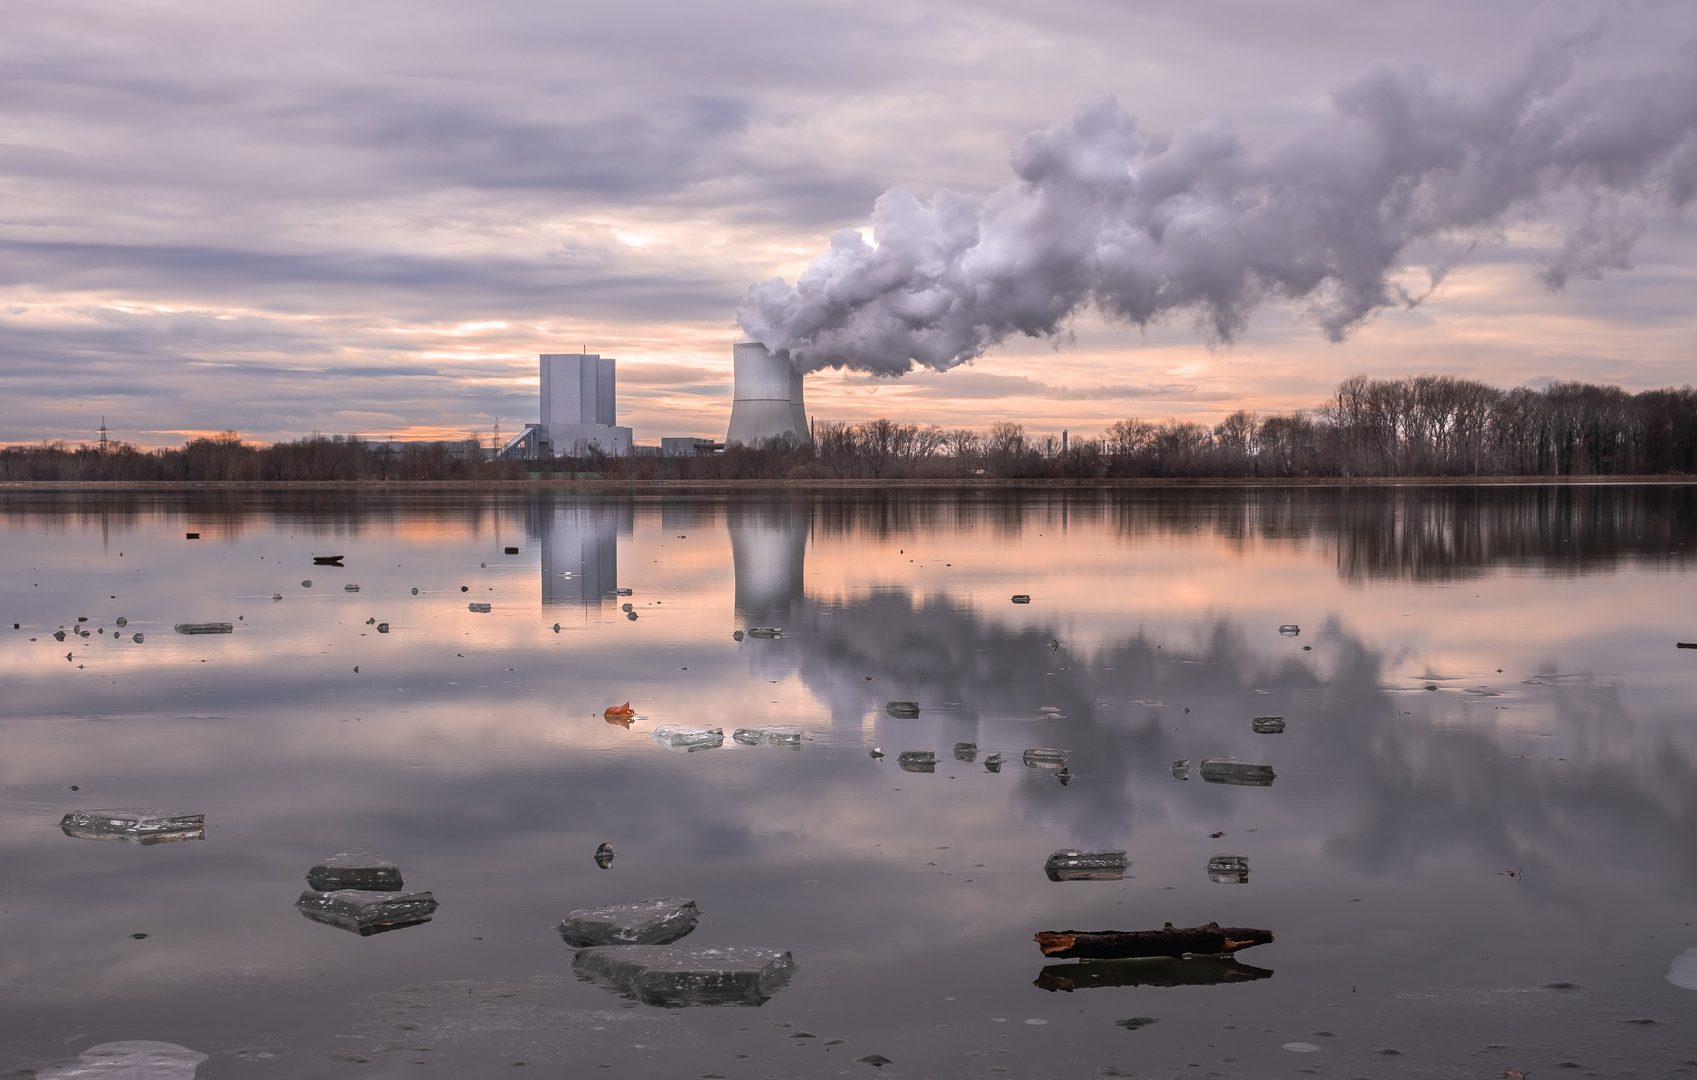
<box><xmin>4</xmin><ymin>376</ymin><xmax>1695</xmax><ymax>481</ymax></box>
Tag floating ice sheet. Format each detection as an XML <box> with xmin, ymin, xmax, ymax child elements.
<box><xmin>953</xmin><ymin>742</ymin><xmax>978</xmax><ymax>762</ymax></box>
<box><xmin>571</xmin><ymin>944</ymin><xmax>797</xmax><ymax>1007</ymax></box>
<box><xmin>306</xmin><ymin>849</ymin><xmax>403</xmax><ymax>892</ymax></box>
<box><xmin>1199</xmin><ymin>760</ymin><xmax>1276</xmax><ymax>786</ymax></box>
<box><xmin>557</xmin><ymin>897</ymin><xmax>701</xmax><ymax>947</ymax></box>
<box><xmin>732</xmin><ymin>726</ymin><xmax>804</xmax><ymax>749</ymax></box>
<box><xmin>652</xmin><ymin>726</ymin><xmax>724</xmax><ymax>752</ymax></box>
<box><xmin>295</xmin><ymin>889</ymin><xmax>438</xmax><ymax>936</ymax></box>
<box><xmin>897</xmin><ymin>750</ymin><xmax>936</xmax><ymax>773</ymax></box>
<box><xmin>1024</xmin><ymin>748</ymin><xmax>1067</xmax><ymax>768</ymax></box>
<box><xmin>1207</xmin><ymin>854</ymin><xmax>1250</xmax><ymax>883</ymax></box>
<box><xmin>1251</xmin><ymin>716</ymin><xmax>1286</xmax><ymax>734</ymax></box>
<box><xmin>1045</xmin><ymin>849</ymin><xmax>1129</xmax><ymax>881</ymax></box>
<box><xmin>173</xmin><ymin>623</ymin><xmax>232</xmax><ymax>635</ymax></box>
<box><xmin>60</xmin><ymin>808</ymin><xmax>204</xmax><ymax>845</ymax></box>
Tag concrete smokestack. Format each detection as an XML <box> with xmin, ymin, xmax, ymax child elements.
<box><xmin>726</xmin><ymin>341</ymin><xmax>808</xmax><ymax>446</ymax></box>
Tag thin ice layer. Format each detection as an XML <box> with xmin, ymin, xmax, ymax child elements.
<box><xmin>306</xmin><ymin>849</ymin><xmax>404</xmax><ymax>892</ymax></box>
<box><xmin>59</xmin><ymin>809</ymin><xmax>205</xmax><ymax>845</ymax></box>
<box><xmin>295</xmin><ymin>889</ymin><xmax>438</xmax><ymax>936</ymax></box>
<box><xmin>652</xmin><ymin>726</ymin><xmax>724</xmax><ymax>752</ymax></box>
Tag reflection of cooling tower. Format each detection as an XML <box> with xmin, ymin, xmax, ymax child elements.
<box><xmin>729</xmin><ymin>510</ymin><xmax>808</xmax><ymax>619</ymax></box>
<box><xmin>726</xmin><ymin>342</ymin><xmax>808</xmax><ymax>446</ymax></box>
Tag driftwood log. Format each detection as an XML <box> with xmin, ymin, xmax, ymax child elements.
<box><xmin>1034</xmin><ymin>921</ymin><xmax>1273</xmax><ymax>960</ymax></box>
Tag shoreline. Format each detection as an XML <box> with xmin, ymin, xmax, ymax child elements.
<box><xmin>2</xmin><ymin>475</ymin><xmax>1693</xmax><ymax>492</ymax></box>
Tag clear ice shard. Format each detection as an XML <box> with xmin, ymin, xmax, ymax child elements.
<box><xmin>173</xmin><ymin>623</ymin><xmax>232</xmax><ymax>635</ymax></box>
<box><xmin>306</xmin><ymin>849</ymin><xmax>403</xmax><ymax>892</ymax></box>
<box><xmin>1023</xmin><ymin>747</ymin><xmax>1067</xmax><ymax>768</ymax></box>
<box><xmin>1172</xmin><ymin>758</ymin><xmax>1191</xmax><ymax>780</ymax></box>
<box><xmin>1279</xmin><ymin>624</ymin><xmax>1300</xmax><ymax>636</ymax></box>
<box><xmin>1251</xmin><ymin>716</ymin><xmax>1286</xmax><ymax>734</ymax></box>
<box><xmin>468</xmin><ymin>602</ymin><xmax>492</xmax><ymax>613</ymax></box>
<box><xmin>745</xmin><ymin>627</ymin><xmax>782</xmax><ymax>638</ymax></box>
<box><xmin>34</xmin><ymin>1040</ymin><xmax>208</xmax><ymax>1079</ymax></box>
<box><xmin>571</xmin><ymin>944</ymin><xmax>797</xmax><ymax>1007</ymax></box>
<box><xmin>953</xmin><ymin>742</ymin><xmax>978</xmax><ymax>762</ymax></box>
<box><xmin>60</xmin><ymin>808</ymin><xmax>205</xmax><ymax>845</ymax></box>
<box><xmin>1199</xmin><ymin>760</ymin><xmax>1276</xmax><ymax>786</ymax></box>
<box><xmin>1207</xmin><ymin>854</ymin><xmax>1250</xmax><ymax>883</ymax></box>
<box><xmin>897</xmin><ymin>750</ymin><xmax>936</xmax><ymax>773</ymax></box>
<box><xmin>983</xmin><ymin>753</ymin><xmax>1004</xmax><ymax>773</ymax></box>
<box><xmin>652</xmin><ymin>726</ymin><xmax>724</xmax><ymax>752</ymax></box>
<box><xmin>295</xmin><ymin>889</ymin><xmax>438</xmax><ymax>935</ymax></box>
<box><xmin>1045</xmin><ymin>849</ymin><xmax>1129</xmax><ymax>881</ymax></box>
<box><xmin>732</xmin><ymin>726</ymin><xmax>804</xmax><ymax>749</ymax></box>
<box><xmin>885</xmin><ymin>701</ymin><xmax>921</xmax><ymax>719</ymax></box>
<box><xmin>557</xmin><ymin>897</ymin><xmax>701</xmax><ymax>947</ymax></box>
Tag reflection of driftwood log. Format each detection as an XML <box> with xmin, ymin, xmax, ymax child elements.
<box><xmin>1034</xmin><ymin>922</ymin><xmax>1273</xmax><ymax>960</ymax></box>
<box><xmin>1036</xmin><ymin>956</ymin><xmax>1275</xmax><ymax>991</ymax></box>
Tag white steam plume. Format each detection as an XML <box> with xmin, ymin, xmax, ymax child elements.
<box><xmin>737</xmin><ymin>39</ymin><xmax>1697</xmax><ymax>375</ymax></box>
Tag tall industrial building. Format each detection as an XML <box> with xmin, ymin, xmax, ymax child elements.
<box><xmin>502</xmin><ymin>353</ymin><xmax>633</xmax><ymax>457</ymax></box>
<box><xmin>726</xmin><ymin>341</ymin><xmax>808</xmax><ymax>446</ymax></box>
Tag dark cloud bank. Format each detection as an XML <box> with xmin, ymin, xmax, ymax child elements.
<box><xmin>740</xmin><ymin>37</ymin><xmax>1697</xmax><ymax>374</ymax></box>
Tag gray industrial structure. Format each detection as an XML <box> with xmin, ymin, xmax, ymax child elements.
<box><xmin>726</xmin><ymin>341</ymin><xmax>808</xmax><ymax>447</ymax></box>
<box><xmin>499</xmin><ymin>353</ymin><xmax>632</xmax><ymax>458</ymax></box>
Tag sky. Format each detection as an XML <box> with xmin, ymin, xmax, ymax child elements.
<box><xmin>1</xmin><ymin>0</ymin><xmax>1694</xmax><ymax>449</ymax></box>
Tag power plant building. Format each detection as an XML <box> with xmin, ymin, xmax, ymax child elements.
<box><xmin>501</xmin><ymin>353</ymin><xmax>632</xmax><ymax>458</ymax></box>
<box><xmin>726</xmin><ymin>341</ymin><xmax>809</xmax><ymax>446</ymax></box>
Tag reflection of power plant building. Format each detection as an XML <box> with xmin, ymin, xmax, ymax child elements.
<box><xmin>726</xmin><ymin>342</ymin><xmax>808</xmax><ymax>447</ymax></box>
<box><xmin>538</xmin><ymin>502</ymin><xmax>628</xmax><ymax>605</ymax></box>
<box><xmin>500</xmin><ymin>354</ymin><xmax>633</xmax><ymax>458</ymax></box>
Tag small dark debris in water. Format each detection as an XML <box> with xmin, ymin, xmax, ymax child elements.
<box><xmin>788</xmin><ymin>1032</ymin><xmax>817</xmax><ymax>1039</ymax></box>
<box><xmin>1376</xmin><ymin>1048</ymin><xmax>1402</xmax><ymax>1055</ymax></box>
<box><xmin>1556</xmin><ymin>1063</ymin><xmax>1582</xmax><ymax>1069</ymax></box>
<box><xmin>377</xmin><ymin>623</ymin><xmax>389</xmax><ymax>633</ymax></box>
<box><xmin>868</xmin><ymin>748</ymin><xmax>883</xmax><ymax>758</ymax></box>
<box><xmin>1622</xmin><ymin>1018</ymin><xmax>1657</xmax><ymax>1025</ymax></box>
<box><xmin>133</xmin><ymin>633</ymin><xmax>144</xmax><ymax>643</ymax></box>
<box><xmin>1251</xmin><ymin>716</ymin><xmax>1286</xmax><ymax>734</ymax></box>
<box><xmin>855</xmin><ymin>1055</ymin><xmax>892</xmax><ymax>1068</ymax></box>
<box><xmin>312</xmin><ymin>555</ymin><xmax>344</xmax><ymax>565</ymax></box>
<box><xmin>353</xmin><ymin>666</ymin><xmax>359</xmax><ymax>673</ymax></box>
<box><xmin>412</xmin><ymin>587</ymin><xmax>419</xmax><ymax>595</ymax></box>
<box><xmin>1678</xmin><ymin>642</ymin><xmax>1697</xmax><ymax>649</ymax></box>
<box><xmin>1209</xmin><ymin>831</ymin><xmax>1224</xmax><ymax>838</ymax></box>
<box><xmin>553</xmin><ymin>623</ymin><xmax>561</xmax><ymax>632</ymax></box>
<box><xmin>54</xmin><ymin>630</ymin><xmax>66</xmax><ymax>641</ymax></box>
<box><xmin>1057</xmin><ymin>767</ymin><xmax>1071</xmax><ymax>785</ymax></box>
<box><xmin>185</xmin><ymin>532</ymin><xmax>200</xmax><ymax>539</ymax></box>
<box><xmin>626</xmin><ymin>611</ymin><xmax>637</xmax><ymax>621</ymax></box>
<box><xmin>1011</xmin><ymin>594</ymin><xmax>1031</xmax><ymax>604</ymax></box>
<box><xmin>461</xmin><ymin>585</ymin><xmax>469</xmax><ymax>592</ymax></box>
<box><xmin>1425</xmin><ymin>684</ymin><xmax>1438</xmax><ymax>691</ymax></box>
<box><xmin>469</xmin><ymin>603</ymin><xmax>492</xmax><ymax>613</ymax></box>
<box><xmin>131</xmin><ymin>932</ymin><xmax>149</xmax><ymax>939</ymax></box>
<box><xmin>272</xmin><ymin>593</ymin><xmax>282</xmax><ymax>600</ymax></box>
<box><xmin>1311</xmin><ymin>1031</ymin><xmax>1336</xmax><ymax>1037</ymax></box>
<box><xmin>70</xmin><ymin>785</ymin><xmax>78</xmax><ymax>790</ymax></box>
<box><xmin>746</xmin><ymin>626</ymin><xmax>781</xmax><ymax>638</ymax></box>
<box><xmin>732</xmin><ymin>630</ymin><xmax>745</xmax><ymax>641</ymax></box>
<box><xmin>1545</xmin><ymin>981</ymin><xmax>1577</xmax><ymax>989</ymax></box>
<box><xmin>622</xmin><ymin>603</ymin><xmax>634</xmax><ymax>612</ymax></box>
<box><xmin>344</xmin><ymin>584</ymin><xmax>360</xmax><ymax>592</ymax></box>
<box><xmin>301</xmin><ymin>580</ymin><xmax>312</xmax><ymax>588</ymax></box>
<box><xmin>1303</xmin><ymin>645</ymin><xmax>1312</xmax><ymax>650</ymax></box>
<box><xmin>77</xmin><ymin>616</ymin><xmax>88</xmax><ymax>622</ymax></box>
<box><xmin>1115</xmin><ymin>1017</ymin><xmax>1158</xmax><ymax>1030</ymax></box>
<box><xmin>504</xmin><ymin>547</ymin><xmax>519</xmax><ymax>555</ymax></box>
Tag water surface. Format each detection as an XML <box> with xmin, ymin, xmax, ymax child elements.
<box><xmin>3</xmin><ymin>486</ymin><xmax>1696</xmax><ymax>1078</ymax></box>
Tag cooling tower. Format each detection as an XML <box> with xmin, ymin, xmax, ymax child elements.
<box><xmin>726</xmin><ymin>341</ymin><xmax>808</xmax><ymax>446</ymax></box>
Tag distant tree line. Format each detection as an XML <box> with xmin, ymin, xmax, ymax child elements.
<box><xmin>5</xmin><ymin>376</ymin><xmax>1696</xmax><ymax>482</ymax></box>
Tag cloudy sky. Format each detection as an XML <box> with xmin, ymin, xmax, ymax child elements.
<box><xmin>2</xmin><ymin>0</ymin><xmax>1694</xmax><ymax>448</ymax></box>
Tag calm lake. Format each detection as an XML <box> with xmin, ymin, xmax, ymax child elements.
<box><xmin>3</xmin><ymin>485</ymin><xmax>1695</xmax><ymax>1078</ymax></box>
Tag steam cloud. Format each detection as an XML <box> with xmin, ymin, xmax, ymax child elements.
<box><xmin>737</xmin><ymin>39</ymin><xmax>1697</xmax><ymax>375</ymax></box>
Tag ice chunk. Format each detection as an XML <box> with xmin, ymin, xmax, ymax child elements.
<box><xmin>132</xmin><ymin>633</ymin><xmax>144</xmax><ymax>643</ymax></box>
<box><xmin>295</xmin><ymin>889</ymin><xmax>438</xmax><ymax>936</ymax></box>
<box><xmin>652</xmin><ymin>726</ymin><xmax>724</xmax><ymax>752</ymax></box>
<box><xmin>35</xmin><ymin>1040</ymin><xmax>208</xmax><ymax>1079</ymax></box>
<box><xmin>1199</xmin><ymin>760</ymin><xmax>1276</xmax><ymax>786</ymax></box>
<box><xmin>571</xmin><ymin>944</ymin><xmax>797</xmax><ymax>1007</ymax></box>
<box><xmin>1668</xmin><ymin>946</ymin><xmax>1697</xmax><ymax>991</ymax></box>
<box><xmin>1251</xmin><ymin>716</ymin><xmax>1286</xmax><ymax>734</ymax></box>
<box><xmin>60</xmin><ymin>808</ymin><xmax>204</xmax><ymax>845</ymax></box>
<box><xmin>1171</xmin><ymin>758</ymin><xmax>1190</xmax><ymax>780</ymax></box>
<box><xmin>343</xmin><ymin>584</ymin><xmax>360</xmax><ymax>592</ymax></box>
<box><xmin>306</xmin><ymin>849</ymin><xmax>403</xmax><ymax>892</ymax></box>
<box><xmin>983</xmin><ymin>753</ymin><xmax>1004</xmax><ymax>773</ymax></box>
<box><xmin>557</xmin><ymin>897</ymin><xmax>701</xmax><ymax>947</ymax></box>
<box><xmin>115</xmin><ymin>617</ymin><xmax>127</xmax><ymax>627</ymax></box>
<box><xmin>1011</xmin><ymin>594</ymin><xmax>1031</xmax><ymax>604</ymax></box>
<box><xmin>1279</xmin><ymin>624</ymin><xmax>1300</xmax><ymax>636</ymax></box>
<box><xmin>953</xmin><ymin>742</ymin><xmax>978</xmax><ymax>762</ymax></box>
<box><xmin>616</xmin><ymin>587</ymin><xmax>633</xmax><ymax>596</ymax></box>
<box><xmin>1207</xmin><ymin>854</ymin><xmax>1249</xmax><ymax>883</ymax></box>
<box><xmin>468</xmin><ymin>602</ymin><xmax>492</xmax><ymax>613</ymax></box>
<box><xmin>312</xmin><ymin>555</ymin><xmax>344</xmax><ymax>565</ymax></box>
<box><xmin>376</xmin><ymin>622</ymin><xmax>390</xmax><ymax>633</ymax></box>
<box><xmin>173</xmin><ymin>623</ymin><xmax>233</xmax><ymax>635</ymax></box>
<box><xmin>897</xmin><ymin>750</ymin><xmax>936</xmax><ymax>773</ymax></box>
<box><xmin>732</xmin><ymin>630</ymin><xmax>745</xmax><ymax>642</ymax></box>
<box><xmin>732</xmin><ymin>726</ymin><xmax>804</xmax><ymax>749</ymax></box>
<box><xmin>1023</xmin><ymin>748</ymin><xmax>1066</xmax><ymax>769</ymax></box>
<box><xmin>1044</xmin><ymin>849</ymin><xmax>1128</xmax><ymax>882</ymax></box>
<box><xmin>885</xmin><ymin>701</ymin><xmax>921</xmax><ymax>719</ymax></box>
<box><xmin>745</xmin><ymin>626</ymin><xmax>782</xmax><ymax>638</ymax></box>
